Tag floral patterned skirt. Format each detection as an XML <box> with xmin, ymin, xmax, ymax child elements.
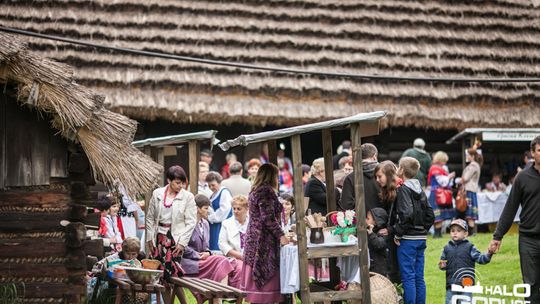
<box><xmin>150</xmin><ymin>231</ymin><xmax>184</xmax><ymax>284</ymax></box>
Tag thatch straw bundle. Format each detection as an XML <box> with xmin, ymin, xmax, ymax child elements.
<box><xmin>78</xmin><ymin>126</ymin><xmax>162</xmax><ymax>197</ymax></box>
<box><xmin>0</xmin><ymin>36</ymin><xmax>96</xmax><ymax>131</ymax></box>
<box><xmin>0</xmin><ymin>32</ymin><xmax>162</xmax><ymax>196</ymax></box>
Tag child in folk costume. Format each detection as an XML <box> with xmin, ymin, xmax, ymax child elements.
<box><xmin>99</xmin><ymin>195</ymin><xmax>123</xmax><ymax>252</ymax></box>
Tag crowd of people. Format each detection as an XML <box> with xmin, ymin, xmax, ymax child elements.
<box><xmin>88</xmin><ymin>135</ymin><xmax>540</xmax><ymax>304</ymax></box>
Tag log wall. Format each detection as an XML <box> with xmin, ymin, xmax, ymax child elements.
<box><xmin>1</xmin><ymin>89</ymin><xmax>95</xmax><ymax>303</ymax></box>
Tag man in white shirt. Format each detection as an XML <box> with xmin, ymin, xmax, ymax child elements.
<box><xmin>221</xmin><ymin>161</ymin><xmax>252</xmax><ymax>197</ymax></box>
<box><xmin>197</xmin><ymin>162</ymin><xmax>213</xmax><ymax>198</ymax></box>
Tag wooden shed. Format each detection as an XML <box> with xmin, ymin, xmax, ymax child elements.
<box><xmin>0</xmin><ymin>32</ymin><xmax>161</xmax><ymax>303</ymax></box>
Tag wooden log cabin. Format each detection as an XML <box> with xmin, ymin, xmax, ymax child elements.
<box><xmin>0</xmin><ymin>32</ymin><xmax>161</xmax><ymax>303</ymax></box>
<box><xmin>1</xmin><ymin>0</ymin><xmax>539</xmax><ymax>182</ymax></box>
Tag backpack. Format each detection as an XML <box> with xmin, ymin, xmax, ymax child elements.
<box><xmin>412</xmin><ymin>192</ymin><xmax>435</xmax><ymax>230</ymax></box>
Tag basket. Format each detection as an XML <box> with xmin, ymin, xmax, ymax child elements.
<box><xmin>141</xmin><ymin>259</ymin><xmax>161</xmax><ymax>270</ymax></box>
<box><xmin>370</xmin><ymin>272</ymin><xmax>399</xmax><ymax>304</ymax></box>
<box><xmin>118</xmin><ymin>267</ymin><xmax>163</xmax><ymax>284</ymax></box>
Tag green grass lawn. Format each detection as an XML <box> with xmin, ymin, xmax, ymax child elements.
<box><xmin>174</xmin><ymin>232</ymin><xmax>522</xmax><ymax>304</ymax></box>
<box><xmin>425</xmin><ymin>231</ymin><xmax>522</xmax><ymax>303</ymax></box>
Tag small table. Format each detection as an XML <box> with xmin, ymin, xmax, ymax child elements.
<box><xmin>110</xmin><ymin>277</ymin><xmax>166</xmax><ymax>304</ymax></box>
<box><xmin>280</xmin><ymin>239</ymin><xmax>362</xmax><ymax>294</ymax></box>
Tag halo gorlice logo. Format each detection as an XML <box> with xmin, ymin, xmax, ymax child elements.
<box><xmin>450</xmin><ymin>268</ymin><xmax>531</xmax><ymax>303</ymax></box>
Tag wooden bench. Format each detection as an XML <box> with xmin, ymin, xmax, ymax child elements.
<box><xmin>170</xmin><ymin>277</ymin><xmax>246</xmax><ymax>304</ymax></box>
<box><xmin>111</xmin><ymin>277</ymin><xmax>166</xmax><ymax>304</ymax></box>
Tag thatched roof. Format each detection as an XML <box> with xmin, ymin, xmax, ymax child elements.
<box><xmin>2</xmin><ymin>0</ymin><xmax>540</xmax><ymax>129</ymax></box>
<box><xmin>0</xmin><ymin>32</ymin><xmax>162</xmax><ymax>196</ymax></box>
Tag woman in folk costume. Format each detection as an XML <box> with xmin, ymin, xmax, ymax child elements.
<box><xmin>182</xmin><ymin>194</ymin><xmax>242</xmax><ymax>303</ymax></box>
<box><xmin>427</xmin><ymin>151</ymin><xmax>456</xmax><ymax>238</ymax></box>
<box><xmin>242</xmin><ymin>163</ymin><xmax>290</xmax><ymax>303</ymax></box>
<box><xmin>205</xmin><ymin>171</ymin><xmax>233</xmax><ymax>251</ymax></box>
<box><xmin>146</xmin><ymin>165</ymin><xmax>197</xmax><ymax>303</ymax></box>
<box><xmin>456</xmin><ymin>145</ymin><xmax>483</xmax><ymax>234</ymax></box>
<box><xmin>219</xmin><ymin>195</ymin><xmax>249</xmax><ymax>260</ymax></box>
<box><xmin>113</xmin><ymin>180</ymin><xmax>139</xmax><ymax>239</ymax></box>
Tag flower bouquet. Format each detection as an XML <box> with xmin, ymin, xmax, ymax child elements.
<box><xmin>329</xmin><ymin>210</ymin><xmax>357</xmax><ymax>242</ymax></box>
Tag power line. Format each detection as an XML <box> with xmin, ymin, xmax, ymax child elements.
<box><xmin>2</xmin><ymin>25</ymin><xmax>540</xmax><ymax>83</ymax></box>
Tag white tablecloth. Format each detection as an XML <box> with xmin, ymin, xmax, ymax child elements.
<box><xmin>426</xmin><ymin>190</ymin><xmax>520</xmax><ymax>224</ymax></box>
<box><xmin>476</xmin><ymin>191</ymin><xmax>520</xmax><ymax>224</ymax></box>
<box><xmin>279</xmin><ymin>238</ymin><xmax>363</xmax><ymax>293</ymax></box>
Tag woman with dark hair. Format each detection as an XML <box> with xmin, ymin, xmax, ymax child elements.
<box><xmin>205</xmin><ymin>171</ymin><xmax>233</xmax><ymax>251</ymax></box>
<box><xmin>457</xmin><ymin>146</ymin><xmax>483</xmax><ymax>234</ymax></box>
<box><xmin>374</xmin><ymin>160</ymin><xmax>401</xmax><ymax>213</ymax></box>
<box><xmin>242</xmin><ymin>163</ymin><xmax>289</xmax><ymax>303</ymax></box>
<box><xmin>374</xmin><ymin>160</ymin><xmax>402</xmax><ymax>284</ymax></box>
<box><xmin>146</xmin><ymin>165</ymin><xmax>197</xmax><ymax>302</ymax></box>
<box><xmin>279</xmin><ymin>193</ymin><xmax>296</xmax><ymax>233</ymax></box>
<box><xmin>182</xmin><ymin>194</ymin><xmax>242</xmax><ymax>302</ymax></box>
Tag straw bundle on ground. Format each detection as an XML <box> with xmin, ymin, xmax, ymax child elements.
<box><xmin>0</xmin><ymin>32</ymin><xmax>162</xmax><ymax>196</ymax></box>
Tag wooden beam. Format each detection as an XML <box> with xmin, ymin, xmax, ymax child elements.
<box><xmin>351</xmin><ymin>123</ymin><xmax>371</xmax><ymax>304</ymax></box>
<box><xmin>82</xmin><ymin>212</ymin><xmax>101</xmax><ymax>228</ymax></box>
<box><xmin>157</xmin><ymin>147</ymin><xmax>165</xmax><ymax>186</ymax></box>
<box><xmin>0</xmin><ymin>211</ymin><xmax>69</xmax><ymax>231</ymax></box>
<box><xmin>65</xmin><ymin>222</ymin><xmax>87</xmax><ymax>248</ymax></box>
<box><xmin>0</xmin><ymin>239</ymin><xmax>66</xmax><ymax>258</ymax></box>
<box><xmin>0</xmin><ymin>92</ymin><xmax>5</xmax><ymax>189</ymax></box>
<box><xmin>82</xmin><ymin>239</ymin><xmax>105</xmax><ymax>259</ymax></box>
<box><xmin>20</xmin><ymin>283</ymin><xmax>85</xmax><ymax>298</ymax></box>
<box><xmin>291</xmin><ymin>134</ymin><xmax>310</xmax><ymax>304</ymax></box>
<box><xmin>359</xmin><ymin>120</ymin><xmax>380</xmax><ymax>137</ymax></box>
<box><xmin>310</xmin><ymin>290</ymin><xmax>362</xmax><ymax>302</ymax></box>
<box><xmin>0</xmin><ymin>190</ymin><xmax>70</xmax><ymax>207</ymax></box>
<box><xmin>322</xmin><ymin>129</ymin><xmax>336</xmax><ymax>213</ymax></box>
<box><xmin>267</xmin><ymin>140</ymin><xmax>277</xmax><ymax>165</ymax></box>
<box><xmin>321</xmin><ymin>129</ymin><xmax>341</xmax><ymax>291</ymax></box>
<box><xmin>144</xmin><ymin>145</ymin><xmax>153</xmax><ymax>213</ymax></box>
<box><xmin>188</xmin><ymin>140</ymin><xmax>199</xmax><ymax>195</ymax></box>
<box><xmin>0</xmin><ymin>263</ymin><xmax>84</xmax><ymax>278</ymax></box>
<box><xmin>69</xmin><ymin>204</ymin><xmax>88</xmax><ymax>221</ymax></box>
<box><xmin>307</xmin><ymin>245</ymin><xmax>359</xmax><ymax>259</ymax></box>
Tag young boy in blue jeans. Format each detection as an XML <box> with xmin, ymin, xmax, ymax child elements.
<box><xmin>390</xmin><ymin>157</ymin><xmax>435</xmax><ymax>304</ymax></box>
<box><xmin>439</xmin><ymin>219</ymin><xmax>492</xmax><ymax>304</ymax></box>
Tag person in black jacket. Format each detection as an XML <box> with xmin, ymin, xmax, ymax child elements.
<box><xmin>367</xmin><ymin>207</ymin><xmax>389</xmax><ymax>277</ymax></box>
<box><xmin>390</xmin><ymin>157</ymin><xmax>434</xmax><ymax>304</ymax></box>
<box><xmin>489</xmin><ymin>136</ymin><xmax>540</xmax><ymax>303</ymax></box>
<box><xmin>304</xmin><ymin>157</ymin><xmax>340</xmax><ymax>215</ymax></box>
<box><xmin>340</xmin><ymin>143</ymin><xmax>383</xmax><ymax>213</ymax></box>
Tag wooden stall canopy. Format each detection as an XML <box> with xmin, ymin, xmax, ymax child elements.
<box><xmin>132</xmin><ymin>130</ymin><xmax>219</xmax><ymax>148</ymax></box>
<box><xmin>446</xmin><ymin>128</ymin><xmax>540</xmax><ymax>170</ymax></box>
<box><xmin>219</xmin><ymin>111</ymin><xmax>386</xmax><ymax>303</ymax></box>
<box><xmin>219</xmin><ymin>111</ymin><xmax>385</xmax><ymax>151</ymax></box>
<box><xmin>133</xmin><ymin>130</ymin><xmax>219</xmax><ymax>195</ymax></box>
<box><xmin>446</xmin><ymin>128</ymin><xmax>540</xmax><ymax>144</ymax></box>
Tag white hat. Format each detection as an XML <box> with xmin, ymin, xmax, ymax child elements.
<box><xmin>413</xmin><ymin>138</ymin><xmax>426</xmax><ymax>149</ymax></box>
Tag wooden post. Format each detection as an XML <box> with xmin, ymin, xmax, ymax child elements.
<box><xmin>157</xmin><ymin>147</ymin><xmax>165</xmax><ymax>186</ymax></box>
<box><xmin>143</xmin><ymin>145</ymin><xmax>153</xmax><ymax>213</ymax></box>
<box><xmin>188</xmin><ymin>140</ymin><xmax>199</xmax><ymax>195</ymax></box>
<box><xmin>268</xmin><ymin>140</ymin><xmax>278</xmax><ymax>165</ymax></box>
<box><xmin>322</xmin><ymin>129</ymin><xmax>341</xmax><ymax>291</ymax></box>
<box><xmin>461</xmin><ymin>139</ymin><xmax>466</xmax><ymax>172</ymax></box>
<box><xmin>291</xmin><ymin>134</ymin><xmax>310</xmax><ymax>303</ymax></box>
<box><xmin>351</xmin><ymin>123</ymin><xmax>371</xmax><ymax>304</ymax></box>
<box><xmin>322</xmin><ymin>129</ymin><xmax>336</xmax><ymax>213</ymax></box>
